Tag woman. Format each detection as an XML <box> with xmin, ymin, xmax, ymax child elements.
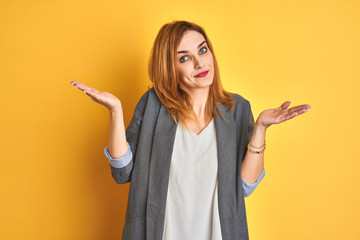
<box><xmin>71</xmin><ymin>20</ymin><xmax>310</xmax><ymax>240</ymax></box>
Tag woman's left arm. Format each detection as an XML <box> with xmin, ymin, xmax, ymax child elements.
<box><xmin>241</xmin><ymin>101</ymin><xmax>311</xmax><ymax>184</ymax></box>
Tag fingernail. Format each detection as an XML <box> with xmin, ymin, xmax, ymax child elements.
<box><xmin>70</xmin><ymin>82</ymin><xmax>74</xmax><ymax>86</ymax></box>
<box><xmin>307</xmin><ymin>107</ymin><xmax>311</xmax><ymax>110</ymax></box>
<box><xmin>83</xmin><ymin>90</ymin><xmax>86</xmax><ymax>93</ymax></box>
<box><xmin>74</xmin><ymin>86</ymin><xmax>79</xmax><ymax>89</ymax></box>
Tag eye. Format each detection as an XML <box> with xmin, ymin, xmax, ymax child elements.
<box><xmin>180</xmin><ymin>56</ymin><xmax>189</xmax><ymax>62</ymax></box>
<box><xmin>199</xmin><ymin>47</ymin><xmax>207</xmax><ymax>54</ymax></box>
<box><xmin>179</xmin><ymin>47</ymin><xmax>208</xmax><ymax>63</ymax></box>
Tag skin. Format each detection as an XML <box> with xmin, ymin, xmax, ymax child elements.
<box><xmin>176</xmin><ymin>30</ymin><xmax>215</xmax><ymax>133</ymax></box>
<box><xmin>70</xmin><ymin>29</ymin><xmax>311</xmax><ymax>184</ymax></box>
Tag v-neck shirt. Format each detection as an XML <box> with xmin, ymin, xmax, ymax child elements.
<box><xmin>162</xmin><ymin>119</ymin><xmax>222</xmax><ymax>240</ymax></box>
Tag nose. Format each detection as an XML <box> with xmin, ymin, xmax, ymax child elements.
<box><xmin>194</xmin><ymin>56</ymin><xmax>205</xmax><ymax>69</ymax></box>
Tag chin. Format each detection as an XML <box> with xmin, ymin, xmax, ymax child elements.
<box><xmin>197</xmin><ymin>76</ymin><xmax>214</xmax><ymax>88</ymax></box>
<box><xmin>180</xmin><ymin>75</ymin><xmax>214</xmax><ymax>91</ymax></box>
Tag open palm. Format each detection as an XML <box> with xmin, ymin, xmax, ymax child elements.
<box><xmin>70</xmin><ymin>81</ymin><xmax>122</xmax><ymax>111</ymax></box>
<box><xmin>257</xmin><ymin>101</ymin><xmax>311</xmax><ymax>129</ymax></box>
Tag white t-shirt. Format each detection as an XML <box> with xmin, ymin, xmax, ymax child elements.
<box><xmin>162</xmin><ymin>119</ymin><xmax>222</xmax><ymax>240</ymax></box>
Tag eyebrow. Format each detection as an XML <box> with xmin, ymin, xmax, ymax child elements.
<box><xmin>177</xmin><ymin>40</ymin><xmax>207</xmax><ymax>54</ymax></box>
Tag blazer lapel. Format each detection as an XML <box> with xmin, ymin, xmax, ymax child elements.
<box><xmin>214</xmin><ymin>103</ymin><xmax>239</xmax><ymax>239</ymax></box>
<box><xmin>146</xmin><ymin>104</ymin><xmax>177</xmax><ymax>239</ymax></box>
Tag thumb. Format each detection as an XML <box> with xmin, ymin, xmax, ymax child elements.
<box><xmin>280</xmin><ymin>101</ymin><xmax>291</xmax><ymax>110</ymax></box>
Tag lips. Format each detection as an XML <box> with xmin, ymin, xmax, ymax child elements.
<box><xmin>195</xmin><ymin>70</ymin><xmax>209</xmax><ymax>78</ymax></box>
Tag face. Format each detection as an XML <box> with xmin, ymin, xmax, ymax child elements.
<box><xmin>176</xmin><ymin>30</ymin><xmax>214</xmax><ymax>93</ymax></box>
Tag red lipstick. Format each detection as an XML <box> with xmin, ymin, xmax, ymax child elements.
<box><xmin>195</xmin><ymin>70</ymin><xmax>209</xmax><ymax>78</ymax></box>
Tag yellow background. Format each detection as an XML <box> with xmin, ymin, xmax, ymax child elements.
<box><xmin>1</xmin><ymin>0</ymin><xmax>359</xmax><ymax>239</ymax></box>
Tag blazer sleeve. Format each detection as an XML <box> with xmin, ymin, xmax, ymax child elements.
<box><xmin>242</xmin><ymin>100</ymin><xmax>265</xmax><ymax>197</ymax></box>
<box><xmin>108</xmin><ymin>90</ymin><xmax>150</xmax><ymax>184</ymax></box>
<box><xmin>244</xmin><ymin>100</ymin><xmax>255</xmax><ymax>154</ymax></box>
<box><xmin>235</xmin><ymin>99</ymin><xmax>255</xmax><ymax>162</ymax></box>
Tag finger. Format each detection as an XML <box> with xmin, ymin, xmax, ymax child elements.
<box><xmin>283</xmin><ymin>108</ymin><xmax>308</xmax><ymax>121</ymax></box>
<box><xmin>289</xmin><ymin>104</ymin><xmax>311</xmax><ymax>113</ymax></box>
<box><xmin>71</xmin><ymin>82</ymin><xmax>100</xmax><ymax>95</ymax></box>
<box><xmin>70</xmin><ymin>81</ymin><xmax>84</xmax><ymax>89</ymax></box>
<box><xmin>88</xmin><ymin>87</ymin><xmax>101</xmax><ymax>94</ymax></box>
<box><xmin>281</xmin><ymin>111</ymin><xmax>299</xmax><ymax>121</ymax></box>
<box><xmin>84</xmin><ymin>87</ymin><xmax>102</xmax><ymax>100</ymax></box>
<box><xmin>84</xmin><ymin>89</ymin><xmax>101</xmax><ymax>100</ymax></box>
<box><xmin>70</xmin><ymin>81</ymin><xmax>86</xmax><ymax>91</ymax></box>
<box><xmin>279</xmin><ymin>101</ymin><xmax>291</xmax><ymax>110</ymax></box>
<box><xmin>74</xmin><ymin>82</ymin><xmax>90</xmax><ymax>91</ymax></box>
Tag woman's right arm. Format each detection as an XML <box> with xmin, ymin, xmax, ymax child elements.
<box><xmin>108</xmin><ymin>107</ymin><xmax>129</xmax><ymax>159</ymax></box>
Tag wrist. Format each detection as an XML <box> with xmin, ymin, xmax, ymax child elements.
<box><xmin>254</xmin><ymin>121</ymin><xmax>267</xmax><ymax>131</ymax></box>
<box><xmin>110</xmin><ymin>106</ymin><xmax>123</xmax><ymax>115</ymax></box>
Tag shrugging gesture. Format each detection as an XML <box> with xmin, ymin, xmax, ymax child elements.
<box><xmin>70</xmin><ymin>80</ymin><xmax>128</xmax><ymax>159</ymax></box>
<box><xmin>241</xmin><ymin>101</ymin><xmax>311</xmax><ymax>184</ymax></box>
<box><xmin>256</xmin><ymin>101</ymin><xmax>311</xmax><ymax>129</ymax></box>
<box><xmin>70</xmin><ymin>80</ymin><xmax>122</xmax><ymax>112</ymax></box>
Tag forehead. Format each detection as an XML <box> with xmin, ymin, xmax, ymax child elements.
<box><xmin>177</xmin><ymin>30</ymin><xmax>206</xmax><ymax>50</ymax></box>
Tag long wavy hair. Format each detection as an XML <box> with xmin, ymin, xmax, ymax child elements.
<box><xmin>148</xmin><ymin>20</ymin><xmax>234</xmax><ymax>128</ymax></box>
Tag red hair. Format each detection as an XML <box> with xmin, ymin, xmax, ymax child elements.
<box><xmin>148</xmin><ymin>20</ymin><xmax>234</xmax><ymax>128</ymax></box>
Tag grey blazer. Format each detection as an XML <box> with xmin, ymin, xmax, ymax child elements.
<box><xmin>110</xmin><ymin>87</ymin><xmax>255</xmax><ymax>240</ymax></box>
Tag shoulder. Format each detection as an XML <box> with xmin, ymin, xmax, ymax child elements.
<box><xmin>137</xmin><ymin>87</ymin><xmax>156</xmax><ymax>100</ymax></box>
<box><xmin>128</xmin><ymin>87</ymin><xmax>162</xmax><ymax>125</ymax></box>
<box><xmin>215</xmin><ymin>91</ymin><xmax>252</xmax><ymax>124</ymax></box>
<box><xmin>228</xmin><ymin>92</ymin><xmax>251</xmax><ymax>112</ymax></box>
<box><xmin>220</xmin><ymin>92</ymin><xmax>252</xmax><ymax>124</ymax></box>
<box><xmin>146</xmin><ymin>87</ymin><xmax>157</xmax><ymax>98</ymax></box>
<box><xmin>135</xmin><ymin>87</ymin><xmax>160</xmax><ymax>107</ymax></box>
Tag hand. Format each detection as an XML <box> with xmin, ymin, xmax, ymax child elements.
<box><xmin>70</xmin><ymin>81</ymin><xmax>122</xmax><ymax>112</ymax></box>
<box><xmin>256</xmin><ymin>101</ymin><xmax>311</xmax><ymax>129</ymax></box>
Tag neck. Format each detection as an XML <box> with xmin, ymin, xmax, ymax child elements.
<box><xmin>182</xmin><ymin>87</ymin><xmax>210</xmax><ymax>122</ymax></box>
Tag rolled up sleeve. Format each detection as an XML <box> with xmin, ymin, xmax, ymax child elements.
<box><xmin>104</xmin><ymin>143</ymin><xmax>133</xmax><ymax>168</ymax></box>
<box><xmin>242</xmin><ymin>168</ymin><xmax>265</xmax><ymax>197</ymax></box>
